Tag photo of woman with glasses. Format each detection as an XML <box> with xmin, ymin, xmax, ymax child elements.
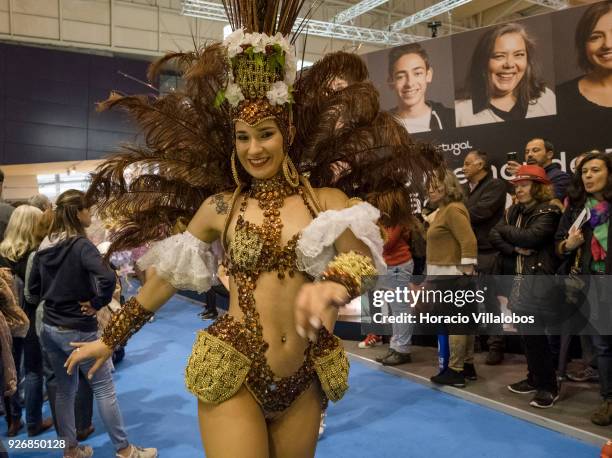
<box><xmin>455</xmin><ymin>22</ymin><xmax>556</xmax><ymax>127</ymax></box>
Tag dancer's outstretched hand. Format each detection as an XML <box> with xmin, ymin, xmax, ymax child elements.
<box><xmin>65</xmin><ymin>339</ymin><xmax>114</xmax><ymax>380</ymax></box>
<box><xmin>295</xmin><ymin>281</ymin><xmax>349</xmax><ymax>341</ymax></box>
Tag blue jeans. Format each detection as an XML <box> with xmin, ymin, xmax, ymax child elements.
<box><xmin>380</xmin><ymin>260</ymin><xmax>414</xmax><ymax>354</ymax></box>
<box><xmin>41</xmin><ymin>324</ymin><xmax>129</xmax><ymax>450</ymax></box>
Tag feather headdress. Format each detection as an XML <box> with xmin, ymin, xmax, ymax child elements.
<box><xmin>86</xmin><ymin>1</ymin><xmax>442</xmax><ymax>255</ymax></box>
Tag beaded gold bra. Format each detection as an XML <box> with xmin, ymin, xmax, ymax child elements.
<box><xmin>227</xmin><ymin>176</ymin><xmax>314</xmax><ymax>277</ymax></box>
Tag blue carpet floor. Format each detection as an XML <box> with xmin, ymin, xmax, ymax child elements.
<box><xmin>10</xmin><ymin>293</ymin><xmax>600</xmax><ymax>457</ymax></box>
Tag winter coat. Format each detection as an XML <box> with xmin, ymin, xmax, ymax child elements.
<box><xmin>464</xmin><ymin>173</ymin><xmax>508</xmax><ymax>254</ymax></box>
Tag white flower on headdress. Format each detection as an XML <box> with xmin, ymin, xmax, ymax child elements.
<box><xmin>274</xmin><ymin>32</ymin><xmax>292</xmax><ymax>55</ymax></box>
<box><xmin>266</xmin><ymin>81</ymin><xmax>291</xmax><ymax>106</ymax></box>
<box><xmin>225</xmin><ymin>82</ymin><xmax>245</xmax><ymax>107</ymax></box>
<box><xmin>250</xmin><ymin>33</ymin><xmax>271</xmax><ymax>54</ymax></box>
<box><xmin>224</xmin><ymin>28</ymin><xmax>245</xmax><ymax>58</ymax></box>
<box><xmin>284</xmin><ymin>51</ymin><xmax>297</xmax><ymax>86</ymax></box>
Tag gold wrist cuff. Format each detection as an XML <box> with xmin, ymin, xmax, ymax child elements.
<box><xmin>320</xmin><ymin>251</ymin><xmax>377</xmax><ymax>299</ymax></box>
<box><xmin>101</xmin><ymin>297</ymin><xmax>154</xmax><ymax>348</ymax></box>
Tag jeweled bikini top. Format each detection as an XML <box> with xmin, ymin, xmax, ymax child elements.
<box><xmin>227</xmin><ymin>174</ymin><xmax>317</xmax><ymax>279</ymax></box>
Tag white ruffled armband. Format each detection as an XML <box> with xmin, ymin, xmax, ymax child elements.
<box><xmin>296</xmin><ymin>202</ymin><xmax>387</xmax><ymax>278</ymax></box>
<box><xmin>137</xmin><ymin>231</ymin><xmax>216</xmax><ymax>293</ymax></box>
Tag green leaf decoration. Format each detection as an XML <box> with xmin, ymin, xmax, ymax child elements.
<box><xmin>214</xmin><ymin>89</ymin><xmax>225</xmax><ymax>108</ymax></box>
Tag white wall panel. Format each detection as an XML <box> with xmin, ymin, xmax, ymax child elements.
<box><xmin>63</xmin><ymin>19</ymin><xmax>110</xmax><ymax>45</ymax></box>
<box><xmin>63</xmin><ymin>0</ymin><xmax>110</xmax><ymax>25</ymax></box>
<box><xmin>13</xmin><ymin>0</ymin><xmax>58</xmax><ymax>17</ymax></box>
<box><xmin>0</xmin><ymin>11</ymin><xmax>9</xmax><ymax>33</ymax></box>
<box><xmin>114</xmin><ymin>26</ymin><xmax>157</xmax><ymax>50</ymax></box>
<box><xmin>113</xmin><ymin>2</ymin><xmax>156</xmax><ymax>30</ymax></box>
<box><xmin>13</xmin><ymin>13</ymin><xmax>59</xmax><ymax>39</ymax></box>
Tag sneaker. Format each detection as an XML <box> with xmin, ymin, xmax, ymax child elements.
<box><xmin>507</xmin><ymin>379</ymin><xmax>536</xmax><ymax>394</ymax></box>
<box><xmin>430</xmin><ymin>368</ymin><xmax>466</xmax><ymax>388</ymax></box>
<box><xmin>530</xmin><ymin>390</ymin><xmax>559</xmax><ymax>409</ymax></box>
<box><xmin>462</xmin><ymin>363</ymin><xmax>478</xmax><ymax>381</ymax></box>
<box><xmin>591</xmin><ymin>400</ymin><xmax>612</xmax><ymax>426</ymax></box>
<box><xmin>381</xmin><ymin>350</ymin><xmax>412</xmax><ymax>366</ymax></box>
<box><xmin>567</xmin><ymin>366</ymin><xmax>599</xmax><ymax>383</ymax></box>
<box><xmin>64</xmin><ymin>445</ymin><xmax>94</xmax><ymax>458</ymax></box>
<box><xmin>375</xmin><ymin>349</ymin><xmax>393</xmax><ymax>363</ymax></box>
<box><xmin>117</xmin><ymin>445</ymin><xmax>158</xmax><ymax>458</ymax></box>
<box><xmin>318</xmin><ymin>411</ymin><xmax>326</xmax><ymax>437</ymax></box>
<box><xmin>358</xmin><ymin>334</ymin><xmax>382</xmax><ymax>349</ymax></box>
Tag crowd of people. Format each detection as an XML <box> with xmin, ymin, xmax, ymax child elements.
<box><xmin>360</xmin><ymin>139</ymin><xmax>612</xmax><ymax>426</ymax></box>
<box><xmin>0</xmin><ymin>138</ymin><xmax>610</xmax><ymax>456</ymax></box>
<box><xmin>0</xmin><ymin>3</ymin><xmax>608</xmax><ymax>452</ymax></box>
<box><xmin>0</xmin><ymin>171</ymin><xmax>156</xmax><ymax>457</ymax></box>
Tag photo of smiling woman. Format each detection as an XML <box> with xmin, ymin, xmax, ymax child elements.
<box><xmin>455</xmin><ymin>22</ymin><xmax>557</xmax><ymax>127</ymax></box>
<box><xmin>557</xmin><ymin>1</ymin><xmax>612</xmax><ymax>113</ymax></box>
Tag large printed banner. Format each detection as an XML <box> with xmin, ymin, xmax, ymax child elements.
<box><xmin>362</xmin><ymin>1</ymin><xmax>612</xmax><ymax>180</ymax></box>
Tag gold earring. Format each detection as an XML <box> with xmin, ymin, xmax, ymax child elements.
<box><xmin>283</xmin><ymin>154</ymin><xmax>300</xmax><ymax>187</ymax></box>
<box><xmin>231</xmin><ymin>151</ymin><xmax>241</xmax><ymax>187</ymax></box>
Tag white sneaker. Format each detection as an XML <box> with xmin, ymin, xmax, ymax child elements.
<box><xmin>117</xmin><ymin>445</ymin><xmax>158</xmax><ymax>458</ymax></box>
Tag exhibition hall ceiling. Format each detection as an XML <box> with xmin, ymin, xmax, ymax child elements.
<box><xmin>141</xmin><ymin>0</ymin><xmax>597</xmax><ymax>42</ymax></box>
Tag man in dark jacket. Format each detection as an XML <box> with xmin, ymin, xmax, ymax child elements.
<box><xmin>507</xmin><ymin>139</ymin><xmax>572</xmax><ymax>200</ymax></box>
<box><xmin>525</xmin><ymin>138</ymin><xmax>571</xmax><ymax>200</ymax></box>
<box><xmin>463</xmin><ymin>150</ymin><xmax>508</xmax><ymax>365</ymax></box>
<box><xmin>388</xmin><ymin>43</ymin><xmax>455</xmax><ymax>133</ymax></box>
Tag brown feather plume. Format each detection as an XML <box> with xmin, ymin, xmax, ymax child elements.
<box><xmin>221</xmin><ymin>0</ymin><xmax>307</xmax><ymax>37</ymax></box>
<box><xmin>293</xmin><ymin>51</ymin><xmax>443</xmax><ymax>200</ymax></box>
<box><xmin>87</xmin><ymin>37</ymin><xmax>441</xmax><ymax>256</ymax></box>
<box><xmin>86</xmin><ymin>44</ymin><xmax>234</xmax><ymax>253</ymax></box>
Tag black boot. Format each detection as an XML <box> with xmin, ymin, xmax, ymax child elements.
<box><xmin>430</xmin><ymin>368</ymin><xmax>466</xmax><ymax>388</ymax></box>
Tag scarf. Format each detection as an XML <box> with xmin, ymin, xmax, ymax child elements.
<box><xmin>586</xmin><ymin>197</ymin><xmax>610</xmax><ymax>272</ymax></box>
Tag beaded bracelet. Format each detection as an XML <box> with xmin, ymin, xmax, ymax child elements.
<box><xmin>320</xmin><ymin>251</ymin><xmax>377</xmax><ymax>300</ymax></box>
<box><xmin>101</xmin><ymin>297</ymin><xmax>154</xmax><ymax>349</ymax></box>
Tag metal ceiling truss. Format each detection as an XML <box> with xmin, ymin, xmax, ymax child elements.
<box><xmin>524</xmin><ymin>0</ymin><xmax>568</xmax><ymax>9</ymax></box>
<box><xmin>181</xmin><ymin>0</ymin><xmax>426</xmax><ymax>46</ymax></box>
<box><xmin>331</xmin><ymin>0</ymin><xmax>390</xmax><ymax>24</ymax></box>
<box><xmin>390</xmin><ymin>0</ymin><xmax>473</xmax><ymax>32</ymax></box>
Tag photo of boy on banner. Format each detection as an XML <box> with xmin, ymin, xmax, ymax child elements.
<box><xmin>455</xmin><ymin>21</ymin><xmax>557</xmax><ymax>127</ymax></box>
<box><xmin>387</xmin><ymin>43</ymin><xmax>455</xmax><ymax>133</ymax></box>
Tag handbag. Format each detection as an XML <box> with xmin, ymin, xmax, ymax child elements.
<box><xmin>562</xmin><ymin>248</ymin><xmax>586</xmax><ymax>307</ymax></box>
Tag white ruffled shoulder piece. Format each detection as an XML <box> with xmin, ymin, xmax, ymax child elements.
<box><xmin>296</xmin><ymin>202</ymin><xmax>387</xmax><ymax>278</ymax></box>
<box><xmin>137</xmin><ymin>231</ymin><xmax>216</xmax><ymax>293</ymax></box>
